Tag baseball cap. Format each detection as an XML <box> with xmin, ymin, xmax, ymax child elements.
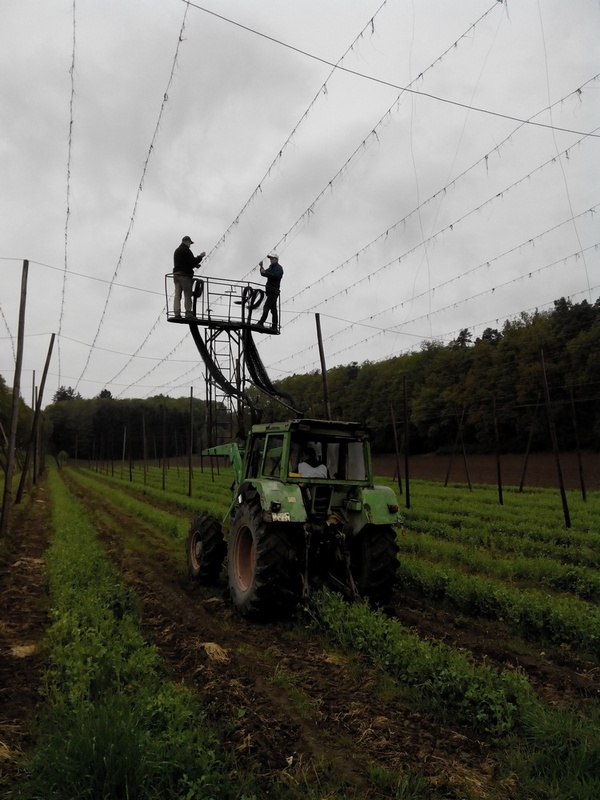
<box><xmin>182</xmin><ymin>235</ymin><xmax>194</xmax><ymax>244</ymax></box>
<box><xmin>267</xmin><ymin>252</ymin><xmax>278</xmax><ymax>259</ymax></box>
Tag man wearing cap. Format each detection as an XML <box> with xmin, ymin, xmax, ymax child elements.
<box><xmin>257</xmin><ymin>252</ymin><xmax>283</xmax><ymax>330</ymax></box>
<box><xmin>173</xmin><ymin>236</ymin><xmax>206</xmax><ymax>319</ymax></box>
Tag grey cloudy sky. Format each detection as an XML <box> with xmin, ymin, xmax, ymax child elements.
<box><xmin>1</xmin><ymin>0</ymin><xmax>598</xmax><ymax>406</ymax></box>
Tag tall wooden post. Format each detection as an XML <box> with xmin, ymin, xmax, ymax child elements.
<box><xmin>541</xmin><ymin>349</ymin><xmax>570</xmax><ymax>528</ymax></box>
<box><xmin>492</xmin><ymin>395</ymin><xmax>503</xmax><ymax>506</ymax></box>
<box><xmin>1</xmin><ymin>260</ymin><xmax>28</xmax><ymax>537</ymax></box>
<box><xmin>390</xmin><ymin>403</ymin><xmax>402</xmax><ymax>496</ymax></box>
<box><xmin>16</xmin><ymin>333</ymin><xmax>55</xmax><ymax>503</ymax></box>
<box><xmin>188</xmin><ymin>387</ymin><xmax>193</xmax><ymax>497</ymax></box>
<box><xmin>403</xmin><ymin>375</ymin><xmax>410</xmax><ymax>510</ymax></box>
<box><xmin>162</xmin><ymin>404</ymin><xmax>167</xmax><ymax>491</ymax></box>
<box><xmin>315</xmin><ymin>314</ymin><xmax>331</xmax><ymax>420</ymax></box>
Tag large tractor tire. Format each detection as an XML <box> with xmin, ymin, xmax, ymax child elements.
<box><xmin>186</xmin><ymin>513</ymin><xmax>226</xmax><ymax>584</ymax></box>
<box><xmin>227</xmin><ymin>502</ymin><xmax>301</xmax><ymax>619</ymax></box>
<box><xmin>350</xmin><ymin>525</ymin><xmax>399</xmax><ymax>604</ymax></box>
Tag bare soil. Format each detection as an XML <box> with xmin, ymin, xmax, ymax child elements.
<box><xmin>1</xmin><ymin>463</ymin><xmax>598</xmax><ymax>797</ymax></box>
<box><xmin>372</xmin><ymin>451</ymin><xmax>600</xmax><ymax>491</ymax></box>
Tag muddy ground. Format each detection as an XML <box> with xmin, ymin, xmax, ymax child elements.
<box><xmin>1</xmin><ymin>457</ymin><xmax>598</xmax><ymax>797</ymax></box>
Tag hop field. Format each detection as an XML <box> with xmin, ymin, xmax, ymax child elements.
<box><xmin>1</xmin><ymin>463</ymin><xmax>599</xmax><ymax>800</ymax></box>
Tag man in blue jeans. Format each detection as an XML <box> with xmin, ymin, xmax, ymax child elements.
<box><xmin>173</xmin><ymin>235</ymin><xmax>205</xmax><ymax>319</ymax></box>
<box><xmin>257</xmin><ymin>252</ymin><xmax>283</xmax><ymax>330</ymax></box>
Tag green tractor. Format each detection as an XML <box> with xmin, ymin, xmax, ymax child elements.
<box><xmin>186</xmin><ymin>418</ymin><xmax>402</xmax><ymax>619</ymax></box>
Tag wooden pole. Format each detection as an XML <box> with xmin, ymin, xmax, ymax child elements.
<box><xmin>540</xmin><ymin>349</ymin><xmax>570</xmax><ymax>528</ymax></box>
<box><xmin>162</xmin><ymin>404</ymin><xmax>166</xmax><ymax>491</ymax></box>
<box><xmin>570</xmin><ymin>388</ymin><xmax>586</xmax><ymax>502</ymax></box>
<box><xmin>518</xmin><ymin>394</ymin><xmax>540</xmax><ymax>493</ymax></box>
<box><xmin>403</xmin><ymin>375</ymin><xmax>410</xmax><ymax>510</ymax></box>
<box><xmin>121</xmin><ymin>425</ymin><xmax>127</xmax><ymax>479</ymax></box>
<box><xmin>315</xmin><ymin>314</ymin><xmax>331</xmax><ymax>420</ymax></box>
<box><xmin>188</xmin><ymin>387</ymin><xmax>193</xmax><ymax>497</ymax></box>
<box><xmin>390</xmin><ymin>403</ymin><xmax>402</xmax><ymax>496</ymax></box>
<box><xmin>492</xmin><ymin>395</ymin><xmax>503</xmax><ymax>506</ymax></box>
<box><xmin>142</xmin><ymin>411</ymin><xmax>147</xmax><ymax>486</ymax></box>
<box><xmin>1</xmin><ymin>260</ymin><xmax>29</xmax><ymax>537</ymax></box>
<box><xmin>16</xmin><ymin>333</ymin><xmax>55</xmax><ymax>503</ymax></box>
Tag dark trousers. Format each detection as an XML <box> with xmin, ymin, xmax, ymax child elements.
<box><xmin>259</xmin><ymin>292</ymin><xmax>279</xmax><ymax>327</ymax></box>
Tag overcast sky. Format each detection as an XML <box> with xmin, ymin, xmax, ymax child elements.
<box><xmin>1</xmin><ymin>0</ymin><xmax>598</xmax><ymax>407</ymax></box>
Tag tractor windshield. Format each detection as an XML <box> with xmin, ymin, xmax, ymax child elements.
<box><xmin>289</xmin><ymin>434</ymin><xmax>368</xmax><ymax>481</ymax></box>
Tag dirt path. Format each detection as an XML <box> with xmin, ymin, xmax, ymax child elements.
<box><xmin>0</xmin><ymin>486</ymin><xmax>50</xmax><ymax>789</ymax></box>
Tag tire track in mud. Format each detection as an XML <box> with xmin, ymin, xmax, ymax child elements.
<box><xmin>62</xmin><ymin>470</ymin><xmax>507</xmax><ymax>799</ymax></box>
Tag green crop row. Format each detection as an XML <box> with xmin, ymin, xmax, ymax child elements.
<box><xmin>310</xmin><ymin>589</ymin><xmax>600</xmax><ymax>799</ymax></box>
<box><xmin>66</xmin><ymin>469</ymin><xmax>190</xmax><ymax>539</ymax></box>
<box><xmin>310</xmin><ymin>588</ymin><xmax>537</xmax><ymax>736</ymax></box>
<box><xmin>15</xmin><ymin>468</ymin><xmax>246</xmax><ymax>800</ymax></box>
<box><xmin>84</xmin><ymin>463</ymin><xmax>233</xmax><ymax>505</ymax></box>
<box><xmin>397</xmin><ymin>532</ymin><xmax>600</xmax><ymax>602</ymax></box>
<box><xmin>396</xmin><ymin>555</ymin><xmax>600</xmax><ymax>657</ymax></box>
<box><xmin>74</xmin><ymin>467</ymin><xmax>231</xmax><ymax>530</ymax></box>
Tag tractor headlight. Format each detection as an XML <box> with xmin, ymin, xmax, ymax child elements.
<box><xmin>270</xmin><ymin>500</ymin><xmax>282</xmax><ymax>513</ymax></box>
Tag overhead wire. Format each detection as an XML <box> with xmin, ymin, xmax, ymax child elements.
<box><xmin>204</xmin><ymin>0</ymin><xmax>391</xmax><ymax>263</ymax></box>
<box><xmin>283</xmin><ymin>128</ymin><xmax>598</xmax><ymax>329</ymax></box>
<box><xmin>285</xmin><ymin>253</ymin><xmax>600</xmax><ymax>374</ymax></box>
<box><xmin>537</xmin><ymin>0</ymin><xmax>592</xmax><ymax>302</ymax></box>
<box><xmin>74</xmin><ymin>2</ymin><xmax>192</xmax><ymax>392</ymax></box>
<box><xmin>283</xmin><ymin>76</ymin><xmax>600</xmax><ymax>309</ymax></box>
<box><xmin>23</xmin><ymin>3</ymin><xmax>594</xmax><ymax>400</ymax></box>
<box><xmin>240</xmin><ymin>1</ymin><xmax>507</xmax><ymax>281</ymax></box>
<box><xmin>183</xmin><ymin>0</ymin><xmax>598</xmax><ymax>139</ymax></box>
<box><xmin>102</xmin><ymin>2</ymin><xmax>393</xmax><ymax>396</ymax></box>
<box><xmin>280</xmin><ymin>205</ymin><xmax>599</xmax><ymax>365</ymax></box>
<box><xmin>58</xmin><ymin>0</ymin><xmax>77</xmax><ymax>388</ymax></box>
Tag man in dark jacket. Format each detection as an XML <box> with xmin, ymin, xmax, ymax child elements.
<box><xmin>257</xmin><ymin>252</ymin><xmax>283</xmax><ymax>330</ymax></box>
<box><xmin>173</xmin><ymin>235</ymin><xmax>205</xmax><ymax>319</ymax></box>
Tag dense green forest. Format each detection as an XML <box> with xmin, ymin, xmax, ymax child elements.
<box><xmin>265</xmin><ymin>297</ymin><xmax>600</xmax><ymax>453</ymax></box>
<box><xmin>2</xmin><ymin>297</ymin><xmax>598</xmax><ymax>463</ymax></box>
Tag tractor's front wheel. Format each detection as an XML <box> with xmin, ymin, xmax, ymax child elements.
<box><xmin>186</xmin><ymin>513</ymin><xmax>226</xmax><ymax>584</ymax></box>
<box><xmin>227</xmin><ymin>503</ymin><xmax>300</xmax><ymax>619</ymax></box>
<box><xmin>350</xmin><ymin>525</ymin><xmax>399</xmax><ymax>604</ymax></box>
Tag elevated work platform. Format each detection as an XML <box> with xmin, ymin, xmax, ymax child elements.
<box><xmin>164</xmin><ymin>274</ymin><xmax>279</xmax><ymax>334</ymax></box>
<box><xmin>164</xmin><ymin>272</ymin><xmax>301</xmax><ymax>422</ymax></box>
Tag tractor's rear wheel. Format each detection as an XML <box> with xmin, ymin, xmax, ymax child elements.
<box><xmin>186</xmin><ymin>514</ymin><xmax>226</xmax><ymax>584</ymax></box>
<box><xmin>350</xmin><ymin>525</ymin><xmax>398</xmax><ymax>604</ymax></box>
<box><xmin>227</xmin><ymin>503</ymin><xmax>301</xmax><ymax>619</ymax></box>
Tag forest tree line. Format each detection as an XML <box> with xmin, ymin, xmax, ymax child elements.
<box><xmin>2</xmin><ymin>296</ymin><xmax>598</xmax><ymax>465</ymax></box>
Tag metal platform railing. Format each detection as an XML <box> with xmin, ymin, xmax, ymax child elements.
<box><xmin>164</xmin><ymin>274</ymin><xmax>279</xmax><ymax>334</ymax></box>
